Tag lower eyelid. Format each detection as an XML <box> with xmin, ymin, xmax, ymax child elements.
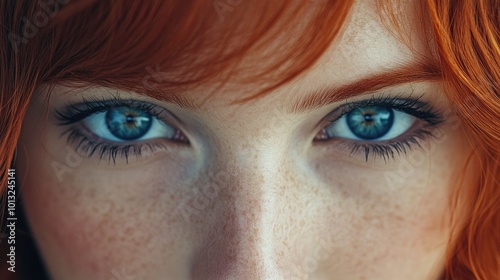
<box><xmin>60</xmin><ymin>126</ymin><xmax>180</xmax><ymax>164</ymax></box>
<box><xmin>313</xmin><ymin>123</ymin><xmax>438</xmax><ymax>162</ymax></box>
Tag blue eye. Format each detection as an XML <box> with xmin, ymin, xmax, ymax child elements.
<box><xmin>346</xmin><ymin>106</ymin><xmax>394</xmax><ymax>140</ymax></box>
<box><xmin>325</xmin><ymin>106</ymin><xmax>415</xmax><ymax>141</ymax></box>
<box><xmin>105</xmin><ymin>106</ymin><xmax>153</xmax><ymax>140</ymax></box>
<box><xmin>84</xmin><ymin>106</ymin><xmax>176</xmax><ymax>142</ymax></box>
<box><xmin>56</xmin><ymin>99</ymin><xmax>189</xmax><ymax>163</ymax></box>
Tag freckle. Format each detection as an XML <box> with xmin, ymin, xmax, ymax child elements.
<box><xmin>340</xmin><ymin>188</ymin><xmax>348</xmax><ymax>197</ymax></box>
<box><xmin>106</xmin><ymin>235</ymin><xmax>117</xmax><ymax>243</ymax></box>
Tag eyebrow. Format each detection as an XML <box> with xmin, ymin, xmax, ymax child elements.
<box><xmin>139</xmin><ymin>89</ymin><xmax>203</xmax><ymax>111</ymax></box>
<box><xmin>289</xmin><ymin>62</ymin><xmax>442</xmax><ymax>114</ymax></box>
<box><xmin>137</xmin><ymin>62</ymin><xmax>441</xmax><ymax>113</ymax></box>
<box><xmin>154</xmin><ymin>92</ymin><xmax>203</xmax><ymax>111</ymax></box>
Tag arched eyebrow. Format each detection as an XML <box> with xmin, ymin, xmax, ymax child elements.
<box><xmin>137</xmin><ymin>62</ymin><xmax>441</xmax><ymax>112</ymax></box>
<box><xmin>289</xmin><ymin>62</ymin><xmax>442</xmax><ymax>114</ymax></box>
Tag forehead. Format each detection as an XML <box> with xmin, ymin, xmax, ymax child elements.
<box><xmin>194</xmin><ymin>0</ymin><xmax>432</xmax><ymax>108</ymax></box>
<box><xmin>318</xmin><ymin>0</ymin><xmax>421</xmax><ymax>81</ymax></box>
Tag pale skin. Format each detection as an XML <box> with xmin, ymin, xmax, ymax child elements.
<box><xmin>16</xmin><ymin>1</ymin><xmax>475</xmax><ymax>279</ymax></box>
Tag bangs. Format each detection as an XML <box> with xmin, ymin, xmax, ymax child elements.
<box><xmin>26</xmin><ymin>0</ymin><xmax>354</xmax><ymax>101</ymax></box>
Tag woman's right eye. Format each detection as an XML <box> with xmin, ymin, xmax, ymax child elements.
<box><xmin>55</xmin><ymin>99</ymin><xmax>189</xmax><ymax>163</ymax></box>
<box><xmin>83</xmin><ymin>106</ymin><xmax>177</xmax><ymax>142</ymax></box>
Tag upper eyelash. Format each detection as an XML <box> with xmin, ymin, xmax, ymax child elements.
<box><xmin>55</xmin><ymin>96</ymin><xmax>165</xmax><ymax>125</ymax></box>
<box><xmin>329</xmin><ymin>94</ymin><xmax>444</xmax><ymax>125</ymax></box>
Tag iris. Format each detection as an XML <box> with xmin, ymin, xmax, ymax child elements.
<box><xmin>346</xmin><ymin>106</ymin><xmax>394</xmax><ymax>140</ymax></box>
<box><xmin>105</xmin><ymin>106</ymin><xmax>152</xmax><ymax>140</ymax></box>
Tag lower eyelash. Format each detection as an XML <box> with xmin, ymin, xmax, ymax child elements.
<box><xmin>343</xmin><ymin>127</ymin><xmax>435</xmax><ymax>162</ymax></box>
<box><xmin>61</xmin><ymin>127</ymin><xmax>168</xmax><ymax>164</ymax></box>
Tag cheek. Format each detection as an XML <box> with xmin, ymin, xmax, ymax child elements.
<box><xmin>17</xmin><ymin>137</ymin><xmax>195</xmax><ymax>278</ymax></box>
<box><xmin>309</xmin><ymin>145</ymin><xmax>463</xmax><ymax>277</ymax></box>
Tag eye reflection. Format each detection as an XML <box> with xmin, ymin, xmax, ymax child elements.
<box><xmin>105</xmin><ymin>106</ymin><xmax>153</xmax><ymax>140</ymax></box>
<box><xmin>346</xmin><ymin>106</ymin><xmax>394</xmax><ymax>140</ymax></box>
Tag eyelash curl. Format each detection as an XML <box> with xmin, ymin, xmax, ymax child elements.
<box><xmin>317</xmin><ymin>94</ymin><xmax>445</xmax><ymax>162</ymax></box>
<box><xmin>55</xmin><ymin>96</ymin><xmax>186</xmax><ymax>164</ymax></box>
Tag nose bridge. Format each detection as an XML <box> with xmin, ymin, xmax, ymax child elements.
<box><xmin>190</xmin><ymin>145</ymin><xmax>297</xmax><ymax>279</ymax></box>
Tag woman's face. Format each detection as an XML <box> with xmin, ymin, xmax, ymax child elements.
<box><xmin>17</xmin><ymin>1</ymin><xmax>474</xmax><ymax>279</ymax></box>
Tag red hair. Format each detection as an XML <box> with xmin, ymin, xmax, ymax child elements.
<box><xmin>0</xmin><ymin>0</ymin><xmax>498</xmax><ymax>279</ymax></box>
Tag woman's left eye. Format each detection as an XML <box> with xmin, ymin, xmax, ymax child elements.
<box><xmin>322</xmin><ymin>106</ymin><xmax>415</xmax><ymax>141</ymax></box>
<box><xmin>84</xmin><ymin>106</ymin><xmax>175</xmax><ymax>142</ymax></box>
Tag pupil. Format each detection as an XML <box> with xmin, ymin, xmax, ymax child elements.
<box><xmin>363</xmin><ymin>114</ymin><xmax>374</xmax><ymax>122</ymax></box>
<box><xmin>105</xmin><ymin>107</ymin><xmax>153</xmax><ymax>140</ymax></box>
<box><xmin>346</xmin><ymin>106</ymin><xmax>393</xmax><ymax>140</ymax></box>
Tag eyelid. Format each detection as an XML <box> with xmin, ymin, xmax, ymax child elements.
<box><xmin>321</xmin><ymin>95</ymin><xmax>442</xmax><ymax>126</ymax></box>
<box><xmin>55</xmin><ymin>97</ymin><xmax>185</xmax><ymax>131</ymax></box>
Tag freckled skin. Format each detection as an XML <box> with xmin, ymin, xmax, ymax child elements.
<box><xmin>17</xmin><ymin>1</ymin><xmax>476</xmax><ymax>280</ymax></box>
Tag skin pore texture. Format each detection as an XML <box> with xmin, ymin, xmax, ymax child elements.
<box><xmin>16</xmin><ymin>1</ymin><xmax>476</xmax><ymax>280</ymax></box>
